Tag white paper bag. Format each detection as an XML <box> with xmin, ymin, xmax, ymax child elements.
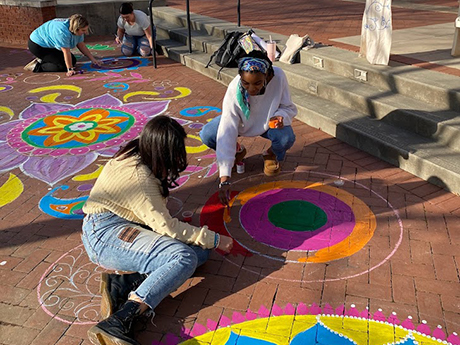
<box><xmin>359</xmin><ymin>0</ymin><xmax>393</xmax><ymax>65</ymax></box>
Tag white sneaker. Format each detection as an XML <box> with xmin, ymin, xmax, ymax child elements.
<box><xmin>23</xmin><ymin>58</ymin><xmax>40</xmax><ymax>71</ymax></box>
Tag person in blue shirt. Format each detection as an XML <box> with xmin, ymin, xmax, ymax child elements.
<box><xmin>25</xmin><ymin>14</ymin><xmax>101</xmax><ymax>76</ymax></box>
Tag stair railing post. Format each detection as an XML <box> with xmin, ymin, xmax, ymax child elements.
<box><xmin>148</xmin><ymin>0</ymin><xmax>157</xmax><ymax>68</ymax></box>
<box><xmin>186</xmin><ymin>0</ymin><xmax>192</xmax><ymax>53</ymax></box>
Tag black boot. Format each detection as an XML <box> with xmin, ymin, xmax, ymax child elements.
<box><xmin>100</xmin><ymin>272</ymin><xmax>146</xmax><ymax>319</ymax></box>
<box><xmin>88</xmin><ymin>300</ymin><xmax>142</xmax><ymax>345</ymax></box>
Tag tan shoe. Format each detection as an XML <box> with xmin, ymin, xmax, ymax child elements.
<box><xmin>263</xmin><ymin>152</ymin><xmax>280</xmax><ymax>176</ymax></box>
<box><xmin>23</xmin><ymin>58</ymin><xmax>40</xmax><ymax>71</ymax></box>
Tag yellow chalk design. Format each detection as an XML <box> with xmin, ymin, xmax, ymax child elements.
<box><xmin>0</xmin><ymin>106</ymin><xmax>14</xmax><ymax>119</ymax></box>
<box><xmin>72</xmin><ymin>164</ymin><xmax>103</xmax><ymax>181</ymax></box>
<box><xmin>123</xmin><ymin>87</ymin><xmax>191</xmax><ymax>102</ymax></box>
<box><xmin>0</xmin><ymin>174</ymin><xmax>24</xmax><ymax>208</ymax></box>
<box><xmin>185</xmin><ymin>134</ymin><xmax>208</xmax><ymax>154</ymax></box>
<box><xmin>28</xmin><ymin>85</ymin><xmax>82</xmax><ymax>103</ymax></box>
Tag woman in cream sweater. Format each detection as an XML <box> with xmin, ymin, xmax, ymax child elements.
<box><xmin>82</xmin><ymin>115</ymin><xmax>233</xmax><ymax>345</ymax></box>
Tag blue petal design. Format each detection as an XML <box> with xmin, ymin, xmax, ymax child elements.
<box><xmin>290</xmin><ymin>323</ymin><xmax>356</xmax><ymax>345</ymax></box>
<box><xmin>224</xmin><ymin>331</ymin><xmax>277</xmax><ymax>345</ymax></box>
<box><xmin>398</xmin><ymin>337</ymin><xmax>418</xmax><ymax>345</ymax></box>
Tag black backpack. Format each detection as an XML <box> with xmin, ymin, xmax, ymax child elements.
<box><xmin>206</xmin><ymin>30</ymin><xmax>254</xmax><ymax>77</ymax></box>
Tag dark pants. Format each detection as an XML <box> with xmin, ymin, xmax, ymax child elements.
<box><xmin>28</xmin><ymin>39</ymin><xmax>76</xmax><ymax>73</ymax></box>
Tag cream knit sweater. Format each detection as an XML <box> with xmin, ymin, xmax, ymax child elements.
<box><xmin>83</xmin><ymin>155</ymin><xmax>216</xmax><ymax>249</ymax></box>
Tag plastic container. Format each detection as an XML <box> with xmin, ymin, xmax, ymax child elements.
<box><xmin>182</xmin><ymin>210</ymin><xmax>193</xmax><ymax>223</ymax></box>
<box><xmin>267</xmin><ymin>42</ymin><xmax>276</xmax><ymax>62</ymax></box>
<box><xmin>236</xmin><ymin>162</ymin><xmax>245</xmax><ymax>174</ymax></box>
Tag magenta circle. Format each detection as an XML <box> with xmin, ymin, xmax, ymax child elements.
<box><xmin>239</xmin><ymin>188</ymin><xmax>355</xmax><ymax>251</ymax></box>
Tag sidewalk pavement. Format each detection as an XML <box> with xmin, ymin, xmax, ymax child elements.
<box><xmin>0</xmin><ymin>1</ymin><xmax>460</xmax><ymax>343</ymax></box>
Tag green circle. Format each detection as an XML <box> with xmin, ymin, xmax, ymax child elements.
<box><xmin>268</xmin><ymin>200</ymin><xmax>327</xmax><ymax>231</ymax></box>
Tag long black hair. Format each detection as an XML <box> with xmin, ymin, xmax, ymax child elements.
<box><xmin>114</xmin><ymin>115</ymin><xmax>188</xmax><ymax>197</ymax></box>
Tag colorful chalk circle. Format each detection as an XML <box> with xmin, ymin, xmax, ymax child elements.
<box><xmin>103</xmin><ymin>82</ymin><xmax>129</xmax><ymax>92</ymax></box>
<box><xmin>80</xmin><ymin>57</ymin><xmax>149</xmax><ymax>72</ymax></box>
<box><xmin>179</xmin><ymin>106</ymin><xmax>221</xmax><ymax>117</ymax></box>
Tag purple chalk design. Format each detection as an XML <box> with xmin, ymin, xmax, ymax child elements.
<box><xmin>0</xmin><ymin>93</ymin><xmax>170</xmax><ymax>185</ymax></box>
<box><xmin>239</xmin><ymin>188</ymin><xmax>355</xmax><ymax>251</ymax></box>
<box><xmin>77</xmin><ymin>184</ymin><xmax>93</xmax><ymax>192</ymax></box>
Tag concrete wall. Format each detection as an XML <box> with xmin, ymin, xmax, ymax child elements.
<box><xmin>0</xmin><ymin>0</ymin><xmax>56</xmax><ymax>46</ymax></box>
<box><xmin>56</xmin><ymin>0</ymin><xmax>165</xmax><ymax>36</ymax></box>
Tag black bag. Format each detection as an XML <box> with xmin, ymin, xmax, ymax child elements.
<box><xmin>206</xmin><ymin>29</ymin><xmax>256</xmax><ymax>77</ymax></box>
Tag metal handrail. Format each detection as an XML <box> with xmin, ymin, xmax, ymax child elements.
<box><xmin>186</xmin><ymin>0</ymin><xmax>192</xmax><ymax>53</ymax></box>
<box><xmin>237</xmin><ymin>0</ymin><xmax>241</xmax><ymax>27</ymax></box>
<box><xmin>152</xmin><ymin>0</ymin><xmax>241</xmax><ymax>58</ymax></box>
<box><xmin>148</xmin><ymin>0</ymin><xmax>157</xmax><ymax>68</ymax></box>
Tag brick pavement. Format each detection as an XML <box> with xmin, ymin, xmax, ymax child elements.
<box><xmin>0</xmin><ymin>26</ymin><xmax>460</xmax><ymax>345</ymax></box>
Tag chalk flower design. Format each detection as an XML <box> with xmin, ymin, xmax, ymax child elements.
<box><xmin>26</xmin><ymin>109</ymin><xmax>128</xmax><ymax>146</ymax></box>
<box><xmin>0</xmin><ymin>94</ymin><xmax>169</xmax><ymax>185</ymax></box>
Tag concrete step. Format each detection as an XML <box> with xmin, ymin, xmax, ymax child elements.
<box><xmin>153</xmin><ymin>6</ymin><xmax>460</xmax><ymax>195</ymax></box>
<box><xmin>153</xmin><ymin>6</ymin><xmax>460</xmax><ymax>113</ymax></box>
<box><xmin>155</xmin><ymin>14</ymin><xmax>460</xmax><ymax>151</ymax></box>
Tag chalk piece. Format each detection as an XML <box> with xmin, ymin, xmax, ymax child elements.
<box><xmin>333</xmin><ymin>179</ymin><xmax>344</xmax><ymax>186</ymax></box>
<box><xmin>0</xmin><ymin>261</ymin><xmax>6</xmax><ymax>266</ymax></box>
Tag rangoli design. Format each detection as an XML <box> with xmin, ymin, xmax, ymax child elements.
<box><xmin>0</xmin><ymin>93</ymin><xmax>169</xmax><ymax>185</ymax></box>
<box><xmin>201</xmin><ymin>171</ymin><xmax>403</xmax><ymax>281</ymax></box>
<box><xmin>180</xmin><ymin>306</ymin><xmax>460</xmax><ymax>345</ymax></box>
<box><xmin>39</xmin><ymin>185</ymin><xmax>87</xmax><ymax>219</ymax></box>
<box><xmin>80</xmin><ymin>57</ymin><xmax>150</xmax><ymax>72</ymax></box>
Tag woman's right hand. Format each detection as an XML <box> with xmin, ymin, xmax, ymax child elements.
<box><xmin>218</xmin><ymin>185</ymin><xmax>231</xmax><ymax>206</ymax></box>
<box><xmin>217</xmin><ymin>234</ymin><xmax>233</xmax><ymax>253</ymax></box>
<box><xmin>115</xmin><ymin>36</ymin><xmax>122</xmax><ymax>46</ymax></box>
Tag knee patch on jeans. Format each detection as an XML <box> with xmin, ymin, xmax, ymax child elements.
<box><xmin>121</xmin><ymin>44</ymin><xmax>134</xmax><ymax>56</ymax></box>
<box><xmin>139</xmin><ymin>47</ymin><xmax>151</xmax><ymax>56</ymax></box>
<box><xmin>118</xmin><ymin>227</ymin><xmax>140</xmax><ymax>243</ymax></box>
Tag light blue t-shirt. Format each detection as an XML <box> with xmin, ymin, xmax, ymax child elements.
<box><xmin>30</xmin><ymin>18</ymin><xmax>84</xmax><ymax>50</ymax></box>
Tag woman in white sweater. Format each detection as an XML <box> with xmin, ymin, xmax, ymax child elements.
<box><xmin>82</xmin><ymin>116</ymin><xmax>233</xmax><ymax>345</ymax></box>
<box><xmin>200</xmin><ymin>51</ymin><xmax>297</xmax><ymax>206</ymax></box>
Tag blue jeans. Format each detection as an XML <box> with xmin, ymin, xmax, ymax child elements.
<box><xmin>199</xmin><ymin>116</ymin><xmax>296</xmax><ymax>161</ymax></box>
<box><xmin>121</xmin><ymin>34</ymin><xmax>151</xmax><ymax>57</ymax></box>
<box><xmin>81</xmin><ymin>211</ymin><xmax>210</xmax><ymax>310</ymax></box>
